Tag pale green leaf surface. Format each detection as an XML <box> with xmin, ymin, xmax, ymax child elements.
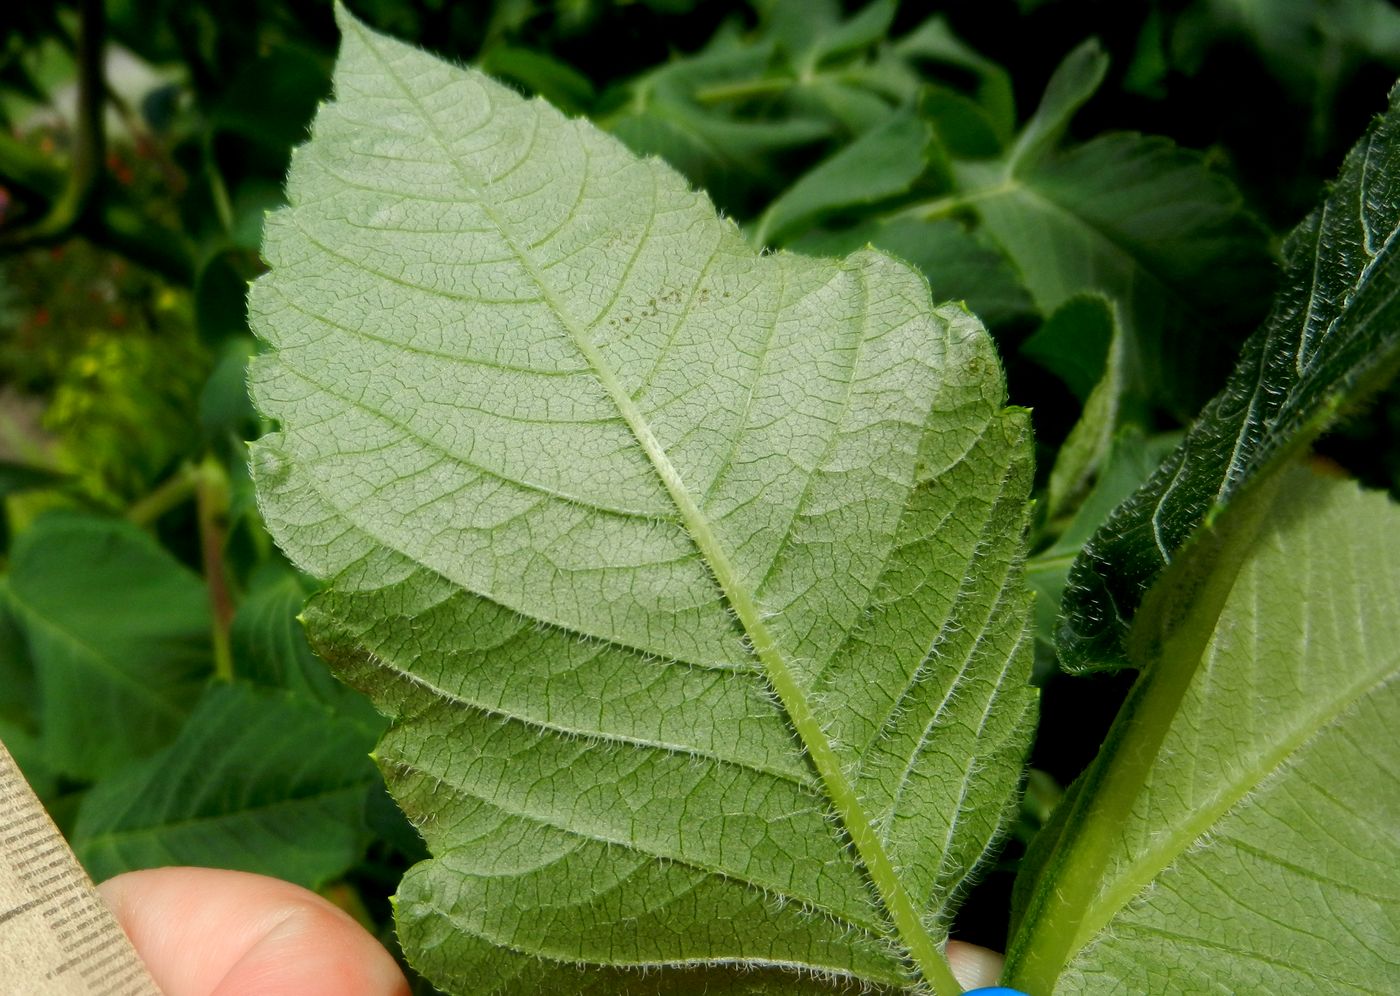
<box><xmin>251</xmin><ymin>10</ymin><xmax>1035</xmax><ymax>993</ymax></box>
<box><xmin>1058</xmin><ymin>470</ymin><xmax>1400</xmax><ymax>992</ymax></box>
<box><xmin>4</xmin><ymin>512</ymin><xmax>211</xmax><ymax>780</ymax></box>
<box><xmin>73</xmin><ymin>681</ymin><xmax>379</xmax><ymax>888</ymax></box>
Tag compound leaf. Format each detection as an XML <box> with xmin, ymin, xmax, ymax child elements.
<box><xmin>250</xmin><ymin>9</ymin><xmax>1036</xmax><ymax>994</ymax></box>
<box><xmin>956</xmin><ymin>43</ymin><xmax>1275</xmax><ymax>418</ymax></box>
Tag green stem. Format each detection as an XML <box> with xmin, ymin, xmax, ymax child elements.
<box><xmin>203</xmin><ymin>135</ymin><xmax>236</xmax><ymax>234</ymax></box>
<box><xmin>694</xmin><ymin>75</ymin><xmax>798</xmax><ymax>105</ymax></box>
<box><xmin>888</xmin><ymin>182</ymin><xmax>1016</xmax><ymax>224</ymax></box>
<box><xmin>1003</xmin><ymin>662</ymin><xmax>1183</xmax><ymax>993</ymax></box>
<box><xmin>194</xmin><ymin>455</ymin><xmax>235</xmax><ymax>682</ymax></box>
<box><xmin>127</xmin><ymin>464</ymin><xmax>199</xmax><ymax>527</ymax></box>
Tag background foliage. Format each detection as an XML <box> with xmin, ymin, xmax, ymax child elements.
<box><xmin>2</xmin><ymin>0</ymin><xmax>1399</xmax><ymax>988</ymax></box>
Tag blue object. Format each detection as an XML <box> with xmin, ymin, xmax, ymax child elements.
<box><xmin>963</xmin><ymin>989</ymin><xmax>1031</xmax><ymax>996</ymax></box>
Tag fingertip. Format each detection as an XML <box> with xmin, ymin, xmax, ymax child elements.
<box><xmin>99</xmin><ymin>867</ymin><xmax>409</xmax><ymax>996</ymax></box>
<box><xmin>947</xmin><ymin>939</ymin><xmax>1006</xmax><ymax>991</ymax></box>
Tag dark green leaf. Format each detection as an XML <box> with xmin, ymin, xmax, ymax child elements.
<box><xmin>794</xmin><ymin>217</ymin><xmax>1036</xmax><ymax>327</ymax></box>
<box><xmin>478</xmin><ymin>45</ymin><xmax>597</xmax><ymax>116</ymax></box>
<box><xmin>961</xmin><ymin>130</ymin><xmax>1275</xmax><ymax>415</ymax></box>
<box><xmin>209</xmin><ymin>45</ymin><xmax>330</xmax><ymax>151</ymax></box>
<box><xmin>1035</xmin><ymin>295</ymin><xmax>1127</xmax><ymax>520</ymax></box>
<box><xmin>73</xmin><ymin>681</ymin><xmax>379</xmax><ymax>888</ymax></box>
<box><xmin>232</xmin><ymin>574</ymin><xmax>384</xmax><ymax>733</ymax></box>
<box><xmin>198</xmin><ymin>336</ymin><xmax>258</xmax><ymax>440</ymax></box>
<box><xmin>920</xmin><ymin>86</ymin><xmax>1006</xmax><ymax>159</ymax></box>
<box><xmin>755</xmin><ymin>105</ymin><xmax>933</xmax><ymax>245</ymax></box>
<box><xmin>803</xmin><ymin>0</ymin><xmax>897</xmax><ymax>69</ymax></box>
<box><xmin>0</xmin><ymin>580</ymin><xmax>37</xmax><ymax>732</ymax></box>
<box><xmin>194</xmin><ymin>251</ymin><xmax>253</xmax><ymax>346</ymax></box>
<box><xmin>1004</xmin><ymin>40</ymin><xmax>1107</xmax><ymax>173</ymax></box>
<box><xmin>893</xmin><ymin>17</ymin><xmax>1016</xmax><ymax>142</ymax></box>
<box><xmin>1061</xmin><ymin>80</ymin><xmax>1400</xmax><ymax>670</ymax></box>
<box><xmin>5</xmin><ymin>512</ymin><xmax>211</xmax><ymax>779</ymax></box>
<box><xmin>1021</xmin><ymin>293</ymin><xmax>1116</xmax><ymax>403</ymax></box>
<box><xmin>1025</xmin><ymin>427</ymin><xmax>1181</xmax><ymax>661</ymax></box>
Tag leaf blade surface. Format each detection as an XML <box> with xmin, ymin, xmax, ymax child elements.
<box><xmin>1057</xmin><ymin>470</ymin><xmax>1400</xmax><ymax>992</ymax></box>
<box><xmin>251</xmin><ymin>10</ymin><xmax>1035</xmax><ymax>992</ymax></box>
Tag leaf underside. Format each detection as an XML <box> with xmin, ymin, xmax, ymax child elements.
<box><xmin>1061</xmin><ymin>470</ymin><xmax>1400</xmax><ymax>991</ymax></box>
<box><xmin>1060</xmin><ymin>79</ymin><xmax>1400</xmax><ymax>671</ymax></box>
<box><xmin>251</xmin><ymin>9</ymin><xmax>1035</xmax><ymax>995</ymax></box>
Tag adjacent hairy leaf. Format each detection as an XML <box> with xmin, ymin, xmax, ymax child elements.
<box><xmin>4</xmin><ymin>512</ymin><xmax>211</xmax><ymax>779</ymax></box>
<box><xmin>1061</xmin><ymin>79</ymin><xmax>1400</xmax><ymax>671</ymax></box>
<box><xmin>250</xmin><ymin>8</ymin><xmax>1036</xmax><ymax>994</ymax></box>
<box><xmin>954</xmin><ymin>43</ymin><xmax>1275</xmax><ymax>417</ymax></box>
<box><xmin>1025</xmin><ymin>427</ymin><xmax>1180</xmax><ymax>664</ymax></box>
<box><xmin>1049</xmin><ymin>470</ymin><xmax>1400</xmax><ymax>991</ymax></box>
<box><xmin>73</xmin><ymin>681</ymin><xmax>379</xmax><ymax>888</ymax></box>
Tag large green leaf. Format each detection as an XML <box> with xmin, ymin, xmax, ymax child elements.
<box><xmin>1019</xmin><ymin>470</ymin><xmax>1400</xmax><ymax>992</ymax></box>
<box><xmin>4</xmin><ymin>512</ymin><xmax>211</xmax><ymax>779</ymax></box>
<box><xmin>0</xmin><ymin>581</ymin><xmax>51</xmax><ymax>796</ymax></box>
<box><xmin>250</xmin><ymin>9</ymin><xmax>1036</xmax><ymax>994</ymax></box>
<box><xmin>231</xmin><ymin>573</ymin><xmax>383</xmax><ymax>730</ymax></box>
<box><xmin>1060</xmin><ymin>79</ymin><xmax>1400</xmax><ymax>671</ymax></box>
<box><xmin>73</xmin><ymin>681</ymin><xmax>379</xmax><ymax>888</ymax></box>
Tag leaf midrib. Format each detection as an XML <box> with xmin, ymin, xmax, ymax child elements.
<box><xmin>344</xmin><ymin>17</ymin><xmax>958</xmax><ymax>993</ymax></box>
